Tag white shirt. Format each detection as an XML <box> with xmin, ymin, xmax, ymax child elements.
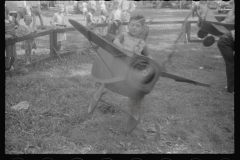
<box><xmin>99</xmin><ymin>1</ymin><xmax>106</xmax><ymax>11</ymax></box>
<box><xmin>110</xmin><ymin>9</ymin><xmax>122</xmax><ymax>21</ymax></box>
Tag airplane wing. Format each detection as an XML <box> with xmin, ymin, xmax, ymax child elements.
<box><xmin>197</xmin><ymin>5</ymin><xmax>234</xmax><ymax>35</ymax></box>
<box><xmin>69</xmin><ymin>19</ymin><xmax>210</xmax><ymax>87</ymax></box>
<box><xmin>211</xmin><ymin>23</ymin><xmax>231</xmax><ymax>34</ymax></box>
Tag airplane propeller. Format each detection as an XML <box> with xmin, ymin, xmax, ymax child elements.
<box><xmin>69</xmin><ymin>19</ymin><xmax>210</xmax><ymax>88</ymax></box>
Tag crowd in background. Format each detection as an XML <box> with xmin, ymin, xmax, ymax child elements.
<box><xmin>82</xmin><ymin>0</ymin><xmax>137</xmax><ymax>35</ymax></box>
<box><xmin>5</xmin><ymin>0</ymin><xmax>138</xmax><ymax>70</ymax></box>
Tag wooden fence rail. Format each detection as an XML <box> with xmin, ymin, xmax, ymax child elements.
<box><xmin>5</xmin><ymin>20</ymin><xmax>198</xmax><ymax>77</ymax></box>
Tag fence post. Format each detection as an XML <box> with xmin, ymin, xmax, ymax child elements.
<box><xmin>53</xmin><ymin>29</ymin><xmax>58</xmax><ymax>58</ymax></box>
<box><xmin>182</xmin><ymin>20</ymin><xmax>188</xmax><ymax>43</ymax></box>
<box><xmin>49</xmin><ymin>30</ymin><xmax>54</xmax><ymax>57</ymax></box>
<box><xmin>49</xmin><ymin>29</ymin><xmax>58</xmax><ymax>58</ymax></box>
<box><xmin>187</xmin><ymin>21</ymin><xmax>191</xmax><ymax>43</ymax></box>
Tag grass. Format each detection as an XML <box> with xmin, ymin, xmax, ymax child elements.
<box><xmin>6</xmin><ymin>3</ymin><xmax>234</xmax><ymax>154</ymax></box>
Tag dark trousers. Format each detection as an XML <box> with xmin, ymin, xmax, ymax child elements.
<box><xmin>31</xmin><ymin>7</ymin><xmax>44</xmax><ymax>30</ymax></box>
<box><xmin>108</xmin><ymin>20</ymin><xmax>121</xmax><ymax>35</ymax></box>
<box><xmin>217</xmin><ymin>31</ymin><xmax>234</xmax><ymax>93</ymax></box>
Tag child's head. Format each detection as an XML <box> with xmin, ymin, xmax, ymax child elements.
<box><xmin>24</xmin><ymin>15</ymin><xmax>32</xmax><ymax>26</ymax></box>
<box><xmin>113</xmin><ymin>0</ymin><xmax>119</xmax><ymax>9</ymax></box>
<box><xmin>89</xmin><ymin>6</ymin><xmax>96</xmax><ymax>14</ymax></box>
<box><xmin>58</xmin><ymin>4</ymin><xmax>65</xmax><ymax>13</ymax></box>
<box><xmin>128</xmin><ymin>15</ymin><xmax>146</xmax><ymax>36</ymax></box>
<box><xmin>101</xmin><ymin>9</ymin><xmax>108</xmax><ymax>16</ymax></box>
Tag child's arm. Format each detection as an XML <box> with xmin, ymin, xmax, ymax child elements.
<box><xmin>113</xmin><ymin>33</ymin><xmax>124</xmax><ymax>49</ymax></box>
<box><xmin>113</xmin><ymin>33</ymin><xmax>134</xmax><ymax>57</ymax></box>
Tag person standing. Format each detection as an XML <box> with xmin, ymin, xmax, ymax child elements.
<box><xmin>82</xmin><ymin>1</ymin><xmax>88</xmax><ymax>20</ymax></box>
<box><xmin>119</xmin><ymin>0</ymin><xmax>131</xmax><ymax>33</ymax></box>
<box><xmin>64</xmin><ymin>1</ymin><xmax>72</xmax><ymax>15</ymax></box>
<box><xmin>28</xmin><ymin>1</ymin><xmax>45</xmax><ymax>30</ymax></box>
<box><xmin>5</xmin><ymin>5</ymin><xmax>19</xmax><ymax>71</ymax></box>
<box><xmin>108</xmin><ymin>0</ymin><xmax>122</xmax><ymax>35</ymax></box>
<box><xmin>16</xmin><ymin>1</ymin><xmax>29</xmax><ymax>24</ymax></box>
<box><xmin>217</xmin><ymin>30</ymin><xmax>234</xmax><ymax>94</ymax></box>
<box><xmin>99</xmin><ymin>1</ymin><xmax>106</xmax><ymax>11</ymax></box>
<box><xmin>16</xmin><ymin>15</ymin><xmax>37</xmax><ymax>64</ymax></box>
<box><xmin>50</xmin><ymin>4</ymin><xmax>67</xmax><ymax>52</ymax></box>
<box><xmin>97</xmin><ymin>9</ymin><xmax>109</xmax><ymax>37</ymax></box>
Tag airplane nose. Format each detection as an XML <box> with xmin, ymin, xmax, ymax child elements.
<box><xmin>132</xmin><ymin>62</ymin><xmax>155</xmax><ymax>84</ymax></box>
<box><xmin>197</xmin><ymin>30</ymin><xmax>208</xmax><ymax>39</ymax></box>
<box><xmin>203</xmin><ymin>36</ymin><xmax>215</xmax><ymax>47</ymax></box>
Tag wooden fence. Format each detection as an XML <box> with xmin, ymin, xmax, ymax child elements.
<box><xmin>5</xmin><ymin>20</ymin><xmax>199</xmax><ymax>77</ymax></box>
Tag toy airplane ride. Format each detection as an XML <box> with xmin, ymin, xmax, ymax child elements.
<box><xmin>193</xmin><ymin>5</ymin><xmax>234</xmax><ymax>47</ymax></box>
<box><xmin>68</xmin><ymin>19</ymin><xmax>210</xmax><ymax>108</ymax></box>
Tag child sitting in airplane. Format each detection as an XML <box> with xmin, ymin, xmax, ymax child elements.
<box><xmin>88</xmin><ymin>14</ymin><xmax>152</xmax><ymax>133</ymax></box>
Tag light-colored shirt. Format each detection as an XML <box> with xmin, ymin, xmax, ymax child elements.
<box><xmin>109</xmin><ymin>9</ymin><xmax>122</xmax><ymax>21</ymax></box>
<box><xmin>222</xmin><ymin>9</ymin><xmax>235</xmax><ymax>24</ymax></box>
<box><xmin>99</xmin><ymin>1</ymin><xmax>106</xmax><ymax>11</ymax></box>
<box><xmin>50</xmin><ymin>12</ymin><xmax>66</xmax><ymax>41</ymax></box>
<box><xmin>51</xmin><ymin>12</ymin><xmax>65</xmax><ymax>26</ymax></box>
<box><xmin>120</xmin><ymin>0</ymin><xmax>135</xmax><ymax>12</ymax></box>
<box><xmin>116</xmin><ymin>32</ymin><xmax>146</xmax><ymax>55</ymax></box>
